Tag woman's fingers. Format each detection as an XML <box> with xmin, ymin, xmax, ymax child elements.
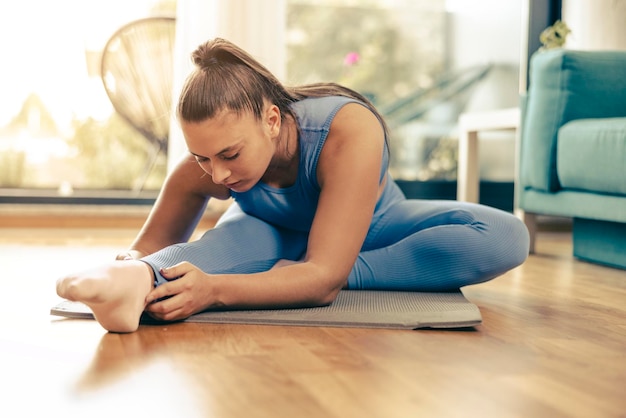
<box><xmin>145</xmin><ymin>261</ymin><xmax>199</xmax><ymax>306</ymax></box>
<box><xmin>159</xmin><ymin>261</ymin><xmax>196</xmax><ymax>279</ymax></box>
<box><xmin>145</xmin><ymin>293</ymin><xmax>191</xmax><ymax>321</ymax></box>
<box><xmin>145</xmin><ymin>305</ymin><xmax>185</xmax><ymax>322</ymax></box>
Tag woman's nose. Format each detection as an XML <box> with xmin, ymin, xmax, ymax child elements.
<box><xmin>211</xmin><ymin>162</ymin><xmax>230</xmax><ymax>184</ymax></box>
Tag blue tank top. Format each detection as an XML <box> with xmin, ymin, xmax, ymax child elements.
<box><xmin>230</xmin><ymin>96</ymin><xmax>401</xmax><ymax>232</ymax></box>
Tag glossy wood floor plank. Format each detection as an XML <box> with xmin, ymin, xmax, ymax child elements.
<box><xmin>1</xmin><ymin>228</ymin><xmax>625</xmax><ymax>418</ymax></box>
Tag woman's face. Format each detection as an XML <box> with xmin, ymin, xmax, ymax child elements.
<box><xmin>182</xmin><ymin>106</ymin><xmax>281</xmax><ymax>193</ymax></box>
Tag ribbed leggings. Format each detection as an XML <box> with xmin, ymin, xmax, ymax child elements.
<box><xmin>142</xmin><ymin>198</ymin><xmax>530</xmax><ymax>291</ymax></box>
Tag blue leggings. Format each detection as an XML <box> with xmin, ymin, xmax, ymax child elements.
<box><xmin>142</xmin><ymin>199</ymin><xmax>529</xmax><ymax>291</ymax></box>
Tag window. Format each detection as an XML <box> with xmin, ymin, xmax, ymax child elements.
<box><xmin>286</xmin><ymin>0</ymin><xmax>447</xmax><ymax>106</ymax></box>
<box><xmin>2</xmin><ymin>0</ymin><xmax>523</xmax><ymax>206</ymax></box>
<box><xmin>0</xmin><ymin>0</ymin><xmax>176</xmax><ymax>200</ymax></box>
<box><xmin>286</xmin><ymin>0</ymin><xmax>523</xmax><ymax>186</ymax></box>
<box><xmin>286</xmin><ymin>0</ymin><xmax>449</xmax><ymax>180</ymax></box>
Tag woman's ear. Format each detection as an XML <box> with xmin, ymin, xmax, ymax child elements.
<box><xmin>265</xmin><ymin>104</ymin><xmax>281</xmax><ymax>138</ymax></box>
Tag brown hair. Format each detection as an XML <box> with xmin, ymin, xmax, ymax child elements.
<box><xmin>177</xmin><ymin>38</ymin><xmax>388</xmax><ymax>136</ymax></box>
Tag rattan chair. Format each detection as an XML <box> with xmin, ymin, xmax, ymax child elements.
<box><xmin>100</xmin><ymin>16</ymin><xmax>176</xmax><ymax>191</ymax></box>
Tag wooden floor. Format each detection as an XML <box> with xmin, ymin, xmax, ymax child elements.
<box><xmin>1</xmin><ymin>227</ymin><xmax>625</xmax><ymax>418</ymax></box>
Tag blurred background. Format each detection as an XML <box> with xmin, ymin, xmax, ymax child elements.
<box><xmin>4</xmin><ymin>0</ymin><xmax>619</xmax><ymax>211</ymax></box>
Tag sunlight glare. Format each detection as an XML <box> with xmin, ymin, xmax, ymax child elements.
<box><xmin>0</xmin><ymin>0</ymin><xmax>159</xmax><ymax>128</ymax></box>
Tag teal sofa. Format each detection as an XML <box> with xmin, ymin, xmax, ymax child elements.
<box><xmin>518</xmin><ymin>49</ymin><xmax>626</xmax><ymax>269</ymax></box>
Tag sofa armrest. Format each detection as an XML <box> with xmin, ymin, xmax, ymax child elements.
<box><xmin>520</xmin><ymin>49</ymin><xmax>626</xmax><ymax>192</ymax></box>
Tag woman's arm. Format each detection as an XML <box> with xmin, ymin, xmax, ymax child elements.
<box><xmin>127</xmin><ymin>153</ymin><xmax>231</xmax><ymax>257</ymax></box>
<box><xmin>145</xmin><ymin>103</ymin><xmax>385</xmax><ymax>319</ymax></box>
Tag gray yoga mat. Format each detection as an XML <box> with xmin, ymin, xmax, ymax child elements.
<box><xmin>51</xmin><ymin>290</ymin><xmax>482</xmax><ymax>329</ymax></box>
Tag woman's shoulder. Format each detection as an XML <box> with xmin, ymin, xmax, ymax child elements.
<box><xmin>293</xmin><ymin>95</ymin><xmax>360</xmax><ymax>110</ymax></box>
<box><xmin>292</xmin><ymin>96</ymin><xmax>362</xmax><ymax>130</ymax></box>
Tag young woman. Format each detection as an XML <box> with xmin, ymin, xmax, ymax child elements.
<box><xmin>56</xmin><ymin>38</ymin><xmax>529</xmax><ymax>333</ymax></box>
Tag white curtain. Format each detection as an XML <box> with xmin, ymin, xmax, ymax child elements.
<box><xmin>167</xmin><ymin>0</ymin><xmax>286</xmax><ymax>171</ymax></box>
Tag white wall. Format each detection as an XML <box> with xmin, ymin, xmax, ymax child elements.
<box><xmin>562</xmin><ymin>0</ymin><xmax>626</xmax><ymax>50</ymax></box>
<box><xmin>446</xmin><ymin>0</ymin><xmax>524</xmax><ymax>181</ymax></box>
<box><xmin>447</xmin><ymin>0</ymin><xmax>523</xmax><ymax>69</ymax></box>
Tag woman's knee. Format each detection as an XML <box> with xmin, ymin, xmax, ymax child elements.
<box><xmin>500</xmin><ymin>213</ymin><xmax>530</xmax><ymax>268</ymax></box>
<box><xmin>468</xmin><ymin>209</ymin><xmax>530</xmax><ymax>282</ymax></box>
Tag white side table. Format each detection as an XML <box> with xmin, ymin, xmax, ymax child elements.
<box><xmin>456</xmin><ymin>107</ymin><xmax>521</xmax><ymax>203</ymax></box>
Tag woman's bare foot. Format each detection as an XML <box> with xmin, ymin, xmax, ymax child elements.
<box><xmin>56</xmin><ymin>260</ymin><xmax>154</xmax><ymax>333</ymax></box>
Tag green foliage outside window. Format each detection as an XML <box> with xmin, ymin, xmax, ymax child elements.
<box><xmin>69</xmin><ymin>114</ymin><xmax>166</xmax><ymax>190</ymax></box>
<box><xmin>286</xmin><ymin>2</ymin><xmax>445</xmax><ymax>107</ymax></box>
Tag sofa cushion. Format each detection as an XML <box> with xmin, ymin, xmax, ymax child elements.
<box><xmin>557</xmin><ymin>118</ymin><xmax>626</xmax><ymax>195</ymax></box>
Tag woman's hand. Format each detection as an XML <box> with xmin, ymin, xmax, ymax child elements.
<box><xmin>144</xmin><ymin>262</ymin><xmax>215</xmax><ymax>322</ymax></box>
<box><xmin>115</xmin><ymin>250</ymin><xmax>146</xmax><ymax>261</ymax></box>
